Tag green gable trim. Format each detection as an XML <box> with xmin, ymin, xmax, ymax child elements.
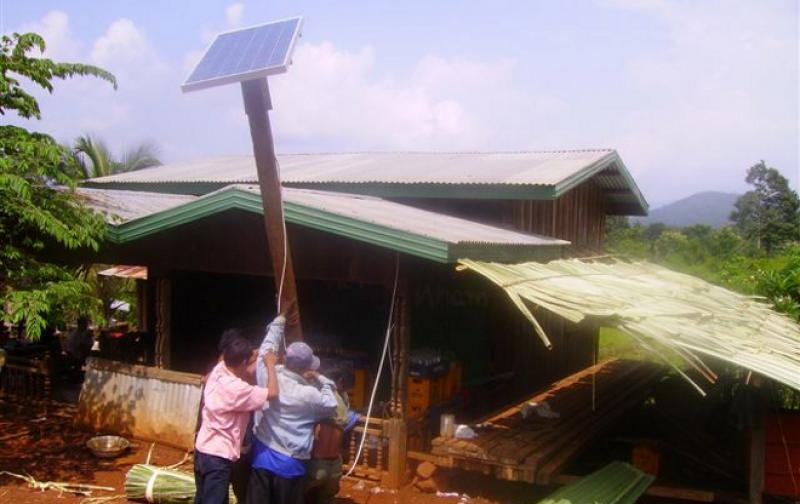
<box><xmin>553</xmin><ymin>152</ymin><xmax>617</xmax><ymax>196</ymax></box>
<box><xmin>553</xmin><ymin>151</ymin><xmax>648</xmax><ymax>214</ymax></box>
<box><xmin>106</xmin><ymin>189</ymin><xmax>261</xmax><ymax>243</ymax></box>
<box><xmin>105</xmin><ymin>187</ymin><xmax>558</xmax><ymax>263</ymax></box>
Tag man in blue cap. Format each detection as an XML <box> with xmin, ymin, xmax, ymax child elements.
<box><xmin>249</xmin><ymin>316</ymin><xmax>338</xmax><ymax>504</ymax></box>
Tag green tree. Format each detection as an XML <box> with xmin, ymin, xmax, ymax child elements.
<box><xmin>1</xmin><ymin>32</ymin><xmax>116</xmax><ymax>339</ymax></box>
<box><xmin>730</xmin><ymin>161</ymin><xmax>800</xmax><ymax>252</ymax></box>
<box><xmin>74</xmin><ymin>134</ymin><xmax>161</xmax><ymax>178</ymax></box>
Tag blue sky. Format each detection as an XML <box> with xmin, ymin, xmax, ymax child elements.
<box><xmin>2</xmin><ymin>0</ymin><xmax>798</xmax><ymax>205</ymax></box>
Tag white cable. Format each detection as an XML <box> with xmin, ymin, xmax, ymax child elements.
<box><xmin>276</xmin><ymin>178</ymin><xmax>288</xmax><ymax>315</ymax></box>
<box><xmin>345</xmin><ymin>254</ymin><xmax>400</xmax><ymax>478</ymax></box>
<box><xmin>275</xmin><ymin>161</ymin><xmax>289</xmax><ymax>353</ymax></box>
<box><xmin>387</xmin><ymin>322</ymin><xmax>396</xmax><ymax>379</ymax></box>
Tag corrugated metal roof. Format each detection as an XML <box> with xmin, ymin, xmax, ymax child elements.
<box><xmin>237</xmin><ymin>185</ymin><xmax>567</xmax><ymax>247</ymax></box>
<box><xmin>81</xmin><ymin>185</ymin><xmax>566</xmax><ymax>262</ymax></box>
<box><xmin>76</xmin><ymin>187</ymin><xmax>196</xmax><ymax>222</ymax></box>
<box><xmin>87</xmin><ymin>151</ymin><xmax>616</xmax><ymax>186</ymax></box>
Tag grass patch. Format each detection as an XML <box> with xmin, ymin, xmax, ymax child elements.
<box><xmin>599</xmin><ymin>326</ymin><xmax>687</xmax><ymax>368</ymax></box>
<box><xmin>598</xmin><ymin>327</ymin><xmax>650</xmax><ymax>361</ymax></box>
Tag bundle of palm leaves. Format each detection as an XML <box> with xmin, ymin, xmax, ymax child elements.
<box><xmin>125</xmin><ymin>464</ymin><xmax>236</xmax><ymax>504</ymax></box>
<box><xmin>458</xmin><ymin>258</ymin><xmax>800</xmax><ymax>393</ymax></box>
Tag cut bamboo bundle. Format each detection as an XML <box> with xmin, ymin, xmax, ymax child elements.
<box><xmin>124</xmin><ymin>464</ymin><xmax>236</xmax><ymax>504</ymax></box>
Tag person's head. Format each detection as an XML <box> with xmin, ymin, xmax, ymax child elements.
<box><xmin>284</xmin><ymin>342</ymin><xmax>320</xmax><ymax>374</ymax></box>
<box><xmin>76</xmin><ymin>316</ymin><xmax>89</xmax><ymax>331</ymax></box>
<box><xmin>323</xmin><ymin>363</ymin><xmax>355</xmax><ymax>392</ymax></box>
<box><xmin>220</xmin><ymin>329</ymin><xmax>258</xmax><ymax>380</ymax></box>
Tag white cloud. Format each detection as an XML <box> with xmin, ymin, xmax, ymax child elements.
<box><xmin>91</xmin><ymin>18</ymin><xmax>159</xmax><ymax>68</ymax></box>
<box><xmin>18</xmin><ymin>10</ymin><xmax>80</xmax><ymax>60</ymax></box>
<box><xmin>268</xmin><ymin>42</ymin><xmax>565</xmax><ymax>151</ymax></box>
<box><xmin>10</xmin><ymin>2</ymin><xmax>796</xmax><ymax>202</ymax></box>
<box><xmin>604</xmin><ymin>0</ymin><xmax>799</xmax><ymax>196</ymax></box>
<box><xmin>225</xmin><ymin>3</ymin><xmax>245</xmax><ymax>27</ymax></box>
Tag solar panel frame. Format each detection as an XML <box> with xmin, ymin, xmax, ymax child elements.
<box><xmin>181</xmin><ymin>16</ymin><xmax>303</xmax><ymax>93</ymax></box>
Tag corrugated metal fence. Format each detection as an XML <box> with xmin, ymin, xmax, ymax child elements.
<box><xmin>75</xmin><ymin>358</ymin><xmax>203</xmax><ymax>450</ymax></box>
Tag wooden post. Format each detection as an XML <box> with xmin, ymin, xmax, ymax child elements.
<box><xmin>383</xmin><ymin>418</ymin><xmax>408</xmax><ymax>489</ymax></box>
<box><xmin>240</xmin><ymin>78</ymin><xmax>303</xmax><ymax>342</ymax></box>
<box><xmin>748</xmin><ymin>380</ymin><xmax>767</xmax><ymax>504</ymax></box>
<box><xmin>154</xmin><ymin>277</ymin><xmax>171</xmax><ymax>368</ymax></box>
<box><xmin>391</xmin><ymin>277</ymin><xmax>410</xmax><ymax>418</ymax></box>
<box><xmin>386</xmin><ymin>264</ymin><xmax>409</xmax><ymax>489</ymax></box>
<box><xmin>136</xmin><ymin>279</ymin><xmax>149</xmax><ymax>332</ymax></box>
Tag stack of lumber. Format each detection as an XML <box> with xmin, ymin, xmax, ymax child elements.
<box><xmin>536</xmin><ymin>461</ymin><xmax>654</xmax><ymax>504</ymax></box>
<box><xmin>431</xmin><ymin>359</ymin><xmax>662</xmax><ymax>484</ymax></box>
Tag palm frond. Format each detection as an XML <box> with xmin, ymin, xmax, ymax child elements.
<box><xmin>73</xmin><ymin>134</ymin><xmax>113</xmax><ymax>178</ymax></box>
<box><xmin>117</xmin><ymin>141</ymin><xmax>162</xmax><ymax>173</ymax></box>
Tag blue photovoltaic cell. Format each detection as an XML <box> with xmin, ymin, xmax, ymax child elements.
<box><xmin>183</xmin><ymin>17</ymin><xmax>301</xmax><ymax>91</ymax></box>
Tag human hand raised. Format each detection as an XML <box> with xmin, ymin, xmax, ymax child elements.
<box><xmin>263</xmin><ymin>351</ymin><xmax>278</xmax><ymax>367</ymax></box>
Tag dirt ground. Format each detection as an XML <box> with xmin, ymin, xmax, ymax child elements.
<box><xmin>0</xmin><ymin>400</ymin><xmax>531</xmax><ymax>504</ymax></box>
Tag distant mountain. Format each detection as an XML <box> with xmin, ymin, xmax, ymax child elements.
<box><xmin>635</xmin><ymin>191</ymin><xmax>741</xmax><ymax>228</ymax></box>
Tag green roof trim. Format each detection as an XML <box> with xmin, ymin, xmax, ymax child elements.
<box><xmin>106</xmin><ymin>187</ymin><xmax>562</xmax><ymax>264</ymax></box>
<box><xmin>553</xmin><ymin>151</ymin><xmax>647</xmax><ymax>213</ymax></box>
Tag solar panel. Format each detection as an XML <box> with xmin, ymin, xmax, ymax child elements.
<box><xmin>182</xmin><ymin>17</ymin><xmax>303</xmax><ymax>93</ymax></box>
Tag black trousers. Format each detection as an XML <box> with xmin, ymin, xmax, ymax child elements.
<box><xmin>247</xmin><ymin>467</ymin><xmax>305</xmax><ymax>504</ymax></box>
<box><xmin>194</xmin><ymin>451</ymin><xmax>233</xmax><ymax>504</ymax></box>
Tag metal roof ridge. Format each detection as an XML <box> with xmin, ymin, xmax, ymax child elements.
<box><xmin>228</xmin><ymin>184</ymin><xmax>387</xmax><ymax>203</ymax></box>
<box><xmin>76</xmin><ymin>185</ymin><xmax>198</xmax><ymax>200</ymax></box>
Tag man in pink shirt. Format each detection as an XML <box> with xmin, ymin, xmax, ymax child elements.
<box><xmin>195</xmin><ymin>329</ymin><xmax>279</xmax><ymax>504</ymax></box>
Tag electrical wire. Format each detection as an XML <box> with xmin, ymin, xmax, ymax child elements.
<box><xmin>344</xmin><ymin>254</ymin><xmax>400</xmax><ymax>478</ymax></box>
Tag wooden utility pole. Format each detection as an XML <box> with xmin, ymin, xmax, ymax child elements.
<box><xmin>241</xmin><ymin>78</ymin><xmax>303</xmax><ymax>341</ymax></box>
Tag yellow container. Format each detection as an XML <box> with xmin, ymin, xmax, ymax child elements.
<box><xmin>350</xmin><ymin>368</ymin><xmax>368</xmax><ymax>410</ymax></box>
<box><xmin>406</xmin><ymin>375</ymin><xmax>445</xmax><ymax>418</ymax></box>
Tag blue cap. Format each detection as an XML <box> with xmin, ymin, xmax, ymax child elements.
<box><xmin>285</xmin><ymin>342</ymin><xmax>320</xmax><ymax>372</ymax></box>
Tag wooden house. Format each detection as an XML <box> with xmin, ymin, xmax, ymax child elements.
<box><xmin>76</xmin><ymin>149</ymin><xmax>649</xmax><ymax>485</ymax></box>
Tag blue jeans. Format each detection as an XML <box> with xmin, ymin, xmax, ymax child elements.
<box><xmin>194</xmin><ymin>451</ymin><xmax>233</xmax><ymax>504</ymax></box>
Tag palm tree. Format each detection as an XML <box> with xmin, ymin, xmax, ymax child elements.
<box><xmin>74</xmin><ymin>134</ymin><xmax>161</xmax><ymax>178</ymax></box>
